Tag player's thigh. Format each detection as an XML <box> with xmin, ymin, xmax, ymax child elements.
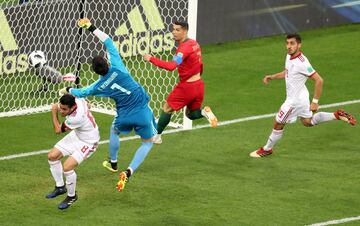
<box><xmin>187</xmin><ymin>80</ymin><xmax>204</xmax><ymax>110</ymax></box>
<box><xmin>133</xmin><ymin>106</ymin><xmax>157</xmax><ymax>139</ymax></box>
<box><xmin>54</xmin><ymin>131</ymin><xmax>78</xmax><ymax>157</ymax></box>
<box><xmin>70</xmin><ymin>141</ymin><xmax>98</xmax><ymax>165</ymax></box>
<box><xmin>56</xmin><ymin>131</ymin><xmax>98</xmax><ymax>165</ymax></box>
<box><xmin>112</xmin><ymin>116</ymin><xmax>132</xmax><ymax>135</ymax></box>
<box><xmin>166</xmin><ymin>83</ymin><xmax>188</xmax><ymax>111</ymax></box>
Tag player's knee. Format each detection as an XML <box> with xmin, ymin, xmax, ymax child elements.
<box><xmin>185</xmin><ymin>111</ymin><xmax>191</xmax><ymax>119</ymax></box>
<box><xmin>273</xmin><ymin>121</ymin><xmax>285</xmax><ymax>130</ymax></box>
<box><xmin>301</xmin><ymin>118</ymin><xmax>313</xmax><ymax>127</ymax></box>
<box><xmin>302</xmin><ymin>121</ymin><xmax>313</xmax><ymax>127</ymax></box>
<box><xmin>162</xmin><ymin>103</ymin><xmax>174</xmax><ymax>113</ymax></box>
<box><xmin>48</xmin><ymin>149</ymin><xmax>61</xmax><ymax>161</ymax></box>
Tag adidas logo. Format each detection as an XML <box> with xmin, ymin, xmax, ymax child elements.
<box><xmin>0</xmin><ymin>9</ymin><xmax>28</xmax><ymax>75</ymax></box>
<box><xmin>0</xmin><ymin>10</ymin><xmax>18</xmax><ymax>52</ymax></box>
<box><xmin>114</xmin><ymin>0</ymin><xmax>175</xmax><ymax>58</ymax></box>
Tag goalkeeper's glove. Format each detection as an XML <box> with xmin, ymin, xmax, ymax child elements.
<box><xmin>78</xmin><ymin>18</ymin><xmax>96</xmax><ymax>32</ymax></box>
<box><xmin>58</xmin><ymin>87</ymin><xmax>72</xmax><ymax>96</ymax></box>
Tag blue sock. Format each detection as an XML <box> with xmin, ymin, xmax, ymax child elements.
<box><xmin>129</xmin><ymin>142</ymin><xmax>153</xmax><ymax>173</ymax></box>
<box><xmin>109</xmin><ymin>127</ymin><xmax>120</xmax><ymax>162</ymax></box>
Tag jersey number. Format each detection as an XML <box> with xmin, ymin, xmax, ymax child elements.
<box><xmin>278</xmin><ymin>110</ymin><xmax>285</xmax><ymax>119</ymax></box>
<box><xmin>111</xmin><ymin>83</ymin><xmax>131</xmax><ymax>95</ymax></box>
<box><xmin>80</xmin><ymin>145</ymin><xmax>89</xmax><ymax>153</ymax></box>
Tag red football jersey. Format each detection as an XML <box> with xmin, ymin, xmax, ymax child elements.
<box><xmin>150</xmin><ymin>39</ymin><xmax>203</xmax><ymax>82</ymax></box>
<box><xmin>175</xmin><ymin>39</ymin><xmax>203</xmax><ymax>82</ymax></box>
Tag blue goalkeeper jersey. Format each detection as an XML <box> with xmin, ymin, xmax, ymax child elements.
<box><xmin>70</xmin><ymin>37</ymin><xmax>149</xmax><ymax>117</ymax></box>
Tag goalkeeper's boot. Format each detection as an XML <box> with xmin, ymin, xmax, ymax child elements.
<box><xmin>58</xmin><ymin>194</ymin><xmax>78</xmax><ymax>210</ymax></box>
<box><xmin>102</xmin><ymin>160</ymin><xmax>118</xmax><ymax>173</ymax></box>
<box><xmin>46</xmin><ymin>185</ymin><xmax>67</xmax><ymax>199</ymax></box>
<box><xmin>250</xmin><ymin>147</ymin><xmax>273</xmax><ymax>158</ymax></box>
<box><xmin>203</xmin><ymin>106</ymin><xmax>218</xmax><ymax>128</ymax></box>
<box><xmin>153</xmin><ymin>134</ymin><xmax>162</xmax><ymax>145</ymax></box>
<box><xmin>116</xmin><ymin>170</ymin><xmax>130</xmax><ymax>192</ymax></box>
<box><xmin>334</xmin><ymin>109</ymin><xmax>356</xmax><ymax>125</ymax></box>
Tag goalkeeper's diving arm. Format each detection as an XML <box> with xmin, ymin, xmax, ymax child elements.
<box><xmin>78</xmin><ymin>18</ymin><xmax>127</xmax><ymax>71</ymax></box>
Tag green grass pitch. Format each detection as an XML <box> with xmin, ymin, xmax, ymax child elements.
<box><xmin>0</xmin><ymin>24</ymin><xmax>359</xmax><ymax>225</ymax></box>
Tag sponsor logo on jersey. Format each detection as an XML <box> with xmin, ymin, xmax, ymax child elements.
<box><xmin>114</xmin><ymin>0</ymin><xmax>175</xmax><ymax>58</ymax></box>
<box><xmin>0</xmin><ymin>10</ymin><xmax>29</xmax><ymax>75</ymax></box>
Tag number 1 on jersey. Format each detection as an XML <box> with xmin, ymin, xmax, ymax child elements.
<box><xmin>110</xmin><ymin>83</ymin><xmax>131</xmax><ymax>95</ymax></box>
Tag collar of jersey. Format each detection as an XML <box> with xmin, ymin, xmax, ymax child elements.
<box><xmin>290</xmin><ymin>51</ymin><xmax>302</xmax><ymax>60</ymax></box>
<box><xmin>68</xmin><ymin>104</ymin><xmax>78</xmax><ymax>116</ymax></box>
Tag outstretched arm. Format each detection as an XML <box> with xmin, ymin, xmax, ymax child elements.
<box><xmin>78</xmin><ymin>18</ymin><xmax>128</xmax><ymax>73</ymax></box>
<box><xmin>69</xmin><ymin>81</ymin><xmax>99</xmax><ymax>98</ymax></box>
<box><xmin>58</xmin><ymin>79</ymin><xmax>101</xmax><ymax>98</ymax></box>
<box><xmin>143</xmin><ymin>54</ymin><xmax>178</xmax><ymax>71</ymax></box>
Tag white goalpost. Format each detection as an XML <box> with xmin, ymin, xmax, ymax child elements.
<box><xmin>0</xmin><ymin>0</ymin><xmax>198</xmax><ymax>129</ymax></box>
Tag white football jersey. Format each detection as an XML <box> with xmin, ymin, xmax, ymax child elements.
<box><xmin>63</xmin><ymin>98</ymin><xmax>100</xmax><ymax>144</ymax></box>
<box><xmin>284</xmin><ymin>52</ymin><xmax>316</xmax><ymax>105</ymax></box>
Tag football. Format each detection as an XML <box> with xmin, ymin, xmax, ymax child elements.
<box><xmin>28</xmin><ymin>50</ymin><xmax>47</xmax><ymax>68</ymax></box>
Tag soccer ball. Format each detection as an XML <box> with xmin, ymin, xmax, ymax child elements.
<box><xmin>28</xmin><ymin>50</ymin><xmax>47</xmax><ymax>68</ymax></box>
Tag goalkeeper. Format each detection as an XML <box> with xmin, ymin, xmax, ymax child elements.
<box><xmin>60</xmin><ymin>18</ymin><xmax>157</xmax><ymax>192</ymax></box>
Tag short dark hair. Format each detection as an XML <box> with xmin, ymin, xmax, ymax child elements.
<box><xmin>174</xmin><ymin>21</ymin><xmax>189</xmax><ymax>30</ymax></box>
<box><xmin>60</xmin><ymin>94</ymin><xmax>76</xmax><ymax>108</ymax></box>
<box><xmin>92</xmin><ymin>55</ymin><xmax>109</xmax><ymax>75</ymax></box>
<box><xmin>286</xmin><ymin>33</ymin><xmax>301</xmax><ymax>43</ymax></box>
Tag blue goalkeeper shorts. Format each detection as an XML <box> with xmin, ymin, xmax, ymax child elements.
<box><xmin>112</xmin><ymin>105</ymin><xmax>157</xmax><ymax>139</ymax></box>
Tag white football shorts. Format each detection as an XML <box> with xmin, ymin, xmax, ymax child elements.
<box><xmin>55</xmin><ymin>131</ymin><xmax>98</xmax><ymax>164</ymax></box>
<box><xmin>276</xmin><ymin>100</ymin><xmax>312</xmax><ymax>124</ymax></box>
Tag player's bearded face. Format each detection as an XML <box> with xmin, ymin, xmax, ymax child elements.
<box><xmin>172</xmin><ymin>24</ymin><xmax>186</xmax><ymax>42</ymax></box>
<box><xmin>286</xmin><ymin>38</ymin><xmax>301</xmax><ymax>55</ymax></box>
<box><xmin>59</xmin><ymin>104</ymin><xmax>73</xmax><ymax>117</ymax></box>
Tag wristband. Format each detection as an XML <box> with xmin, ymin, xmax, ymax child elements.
<box><xmin>88</xmin><ymin>24</ymin><xmax>96</xmax><ymax>32</ymax></box>
<box><xmin>312</xmin><ymin>98</ymin><xmax>319</xmax><ymax>104</ymax></box>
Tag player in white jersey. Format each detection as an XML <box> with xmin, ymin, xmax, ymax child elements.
<box><xmin>250</xmin><ymin>34</ymin><xmax>356</xmax><ymax>158</ymax></box>
<box><xmin>46</xmin><ymin>94</ymin><xmax>100</xmax><ymax>209</ymax></box>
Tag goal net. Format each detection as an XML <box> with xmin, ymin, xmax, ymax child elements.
<box><xmin>0</xmin><ymin>0</ymin><xmax>193</xmax><ymax>128</ymax></box>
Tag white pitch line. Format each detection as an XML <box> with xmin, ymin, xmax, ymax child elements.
<box><xmin>1</xmin><ymin>99</ymin><xmax>359</xmax><ymax>161</ymax></box>
<box><xmin>332</xmin><ymin>0</ymin><xmax>360</xmax><ymax>8</ymax></box>
<box><xmin>307</xmin><ymin>215</ymin><xmax>360</xmax><ymax>226</ymax></box>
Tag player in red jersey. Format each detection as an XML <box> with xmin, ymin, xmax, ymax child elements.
<box><xmin>144</xmin><ymin>21</ymin><xmax>217</xmax><ymax>144</ymax></box>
